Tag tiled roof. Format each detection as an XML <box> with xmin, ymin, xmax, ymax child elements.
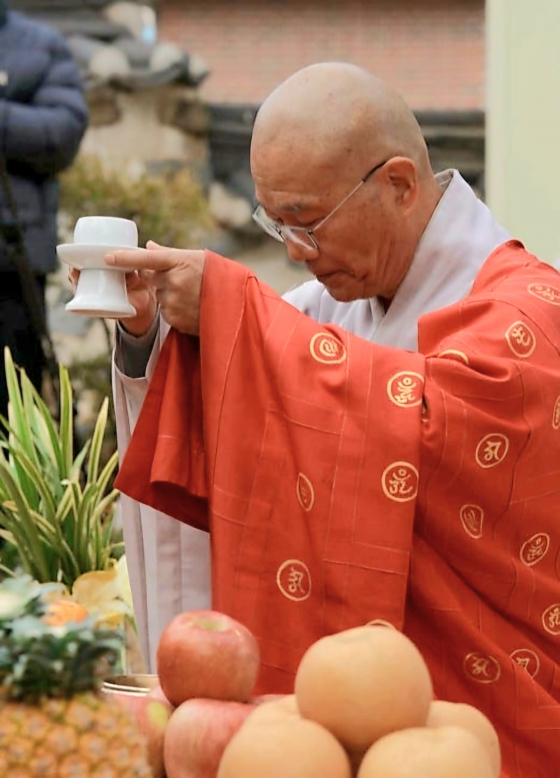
<box><xmin>10</xmin><ymin>0</ymin><xmax>210</xmax><ymax>91</ymax></box>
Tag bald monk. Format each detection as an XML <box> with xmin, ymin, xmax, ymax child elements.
<box><xmin>110</xmin><ymin>63</ymin><xmax>510</xmax><ymax>672</ymax></box>
<box><xmin>104</xmin><ymin>63</ymin><xmax>560</xmax><ymax>776</ymax></box>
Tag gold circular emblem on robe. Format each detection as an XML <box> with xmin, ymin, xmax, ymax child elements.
<box><xmin>309</xmin><ymin>332</ymin><xmax>347</xmax><ymax>364</ymax></box>
<box><xmin>510</xmin><ymin>648</ymin><xmax>540</xmax><ymax>678</ymax></box>
<box><xmin>542</xmin><ymin>604</ymin><xmax>560</xmax><ymax>635</ymax></box>
<box><xmin>527</xmin><ymin>283</ymin><xmax>560</xmax><ymax>305</ymax></box>
<box><xmin>276</xmin><ymin>559</ymin><xmax>312</xmax><ymax>602</ymax></box>
<box><xmin>381</xmin><ymin>462</ymin><xmax>419</xmax><ymax>503</ymax></box>
<box><xmin>459</xmin><ymin>504</ymin><xmax>484</xmax><ymax>539</ymax></box>
<box><xmin>387</xmin><ymin>371</ymin><xmax>424</xmax><ymax>408</ymax></box>
<box><xmin>437</xmin><ymin>349</ymin><xmax>470</xmax><ymax>365</ymax></box>
<box><xmin>505</xmin><ymin>321</ymin><xmax>536</xmax><ymax>358</ymax></box>
<box><xmin>519</xmin><ymin>533</ymin><xmax>550</xmax><ymax>567</ymax></box>
<box><xmin>296</xmin><ymin>473</ymin><xmax>315</xmax><ymax>512</ymax></box>
<box><xmin>552</xmin><ymin>396</ymin><xmax>560</xmax><ymax>430</ymax></box>
<box><xmin>475</xmin><ymin>433</ymin><xmax>509</xmax><ymax>468</ymax></box>
<box><xmin>463</xmin><ymin>651</ymin><xmax>501</xmax><ymax>684</ymax></box>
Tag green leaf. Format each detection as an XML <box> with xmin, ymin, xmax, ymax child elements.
<box><xmin>0</xmin><ymin>350</ymin><xmax>121</xmax><ymax>589</ymax></box>
<box><xmin>2</xmin><ymin>444</ymin><xmax>58</xmax><ymax>520</ymax></box>
<box><xmin>86</xmin><ymin>397</ymin><xmax>109</xmax><ymax>485</ymax></box>
<box><xmin>58</xmin><ymin>364</ymin><xmax>74</xmax><ymax>477</ymax></box>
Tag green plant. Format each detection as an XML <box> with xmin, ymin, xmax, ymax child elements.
<box><xmin>0</xmin><ymin>349</ymin><xmax>121</xmax><ymax>589</ymax></box>
<box><xmin>67</xmin><ymin>349</ymin><xmax>117</xmax><ymax>471</ymax></box>
<box><xmin>60</xmin><ymin>154</ymin><xmax>215</xmax><ymax>248</ymax></box>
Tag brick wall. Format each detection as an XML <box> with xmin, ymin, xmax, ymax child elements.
<box><xmin>159</xmin><ymin>0</ymin><xmax>484</xmax><ymax>110</ymax></box>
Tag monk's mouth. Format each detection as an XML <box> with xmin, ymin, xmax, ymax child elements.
<box><xmin>316</xmin><ymin>271</ymin><xmax>342</xmax><ymax>283</ymax></box>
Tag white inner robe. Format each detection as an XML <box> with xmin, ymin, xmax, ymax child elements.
<box><xmin>113</xmin><ymin>170</ymin><xmax>510</xmax><ymax>670</ymax></box>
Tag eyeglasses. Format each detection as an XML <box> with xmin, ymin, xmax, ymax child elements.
<box><xmin>252</xmin><ymin>158</ymin><xmax>391</xmax><ymax>251</ymax></box>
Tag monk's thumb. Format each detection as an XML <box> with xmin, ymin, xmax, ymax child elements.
<box><xmin>146</xmin><ymin>239</ymin><xmax>164</xmax><ymax>249</ymax></box>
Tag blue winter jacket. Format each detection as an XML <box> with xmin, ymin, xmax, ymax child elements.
<box><xmin>0</xmin><ymin>7</ymin><xmax>88</xmax><ymax>273</ymax></box>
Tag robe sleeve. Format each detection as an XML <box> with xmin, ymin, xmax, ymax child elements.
<box><xmin>112</xmin><ymin>315</ymin><xmax>211</xmax><ymax>669</ymax></box>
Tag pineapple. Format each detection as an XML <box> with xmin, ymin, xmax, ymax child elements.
<box><xmin>0</xmin><ymin>575</ymin><xmax>152</xmax><ymax>778</ymax></box>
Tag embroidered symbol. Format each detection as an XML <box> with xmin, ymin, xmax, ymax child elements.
<box><xmin>463</xmin><ymin>652</ymin><xmax>501</xmax><ymax>684</ymax></box>
<box><xmin>381</xmin><ymin>462</ymin><xmax>419</xmax><ymax>503</ymax></box>
<box><xmin>527</xmin><ymin>283</ymin><xmax>560</xmax><ymax>306</ymax></box>
<box><xmin>553</xmin><ymin>396</ymin><xmax>560</xmax><ymax>430</ymax></box>
<box><xmin>296</xmin><ymin>473</ymin><xmax>315</xmax><ymax>512</ymax></box>
<box><xmin>365</xmin><ymin>619</ymin><xmax>396</xmax><ymax>629</ymax></box>
<box><xmin>475</xmin><ymin>433</ymin><xmax>509</xmax><ymax>469</ymax></box>
<box><xmin>520</xmin><ymin>533</ymin><xmax>550</xmax><ymax>567</ymax></box>
<box><xmin>276</xmin><ymin>560</ymin><xmax>312</xmax><ymax>602</ymax></box>
<box><xmin>505</xmin><ymin>321</ymin><xmax>536</xmax><ymax>358</ymax></box>
<box><xmin>542</xmin><ymin>604</ymin><xmax>560</xmax><ymax>635</ymax></box>
<box><xmin>510</xmin><ymin>648</ymin><xmax>540</xmax><ymax>678</ymax></box>
<box><xmin>309</xmin><ymin>332</ymin><xmax>347</xmax><ymax>364</ymax></box>
<box><xmin>459</xmin><ymin>504</ymin><xmax>484</xmax><ymax>539</ymax></box>
<box><xmin>387</xmin><ymin>371</ymin><xmax>424</xmax><ymax>408</ymax></box>
<box><xmin>437</xmin><ymin>349</ymin><xmax>469</xmax><ymax>365</ymax></box>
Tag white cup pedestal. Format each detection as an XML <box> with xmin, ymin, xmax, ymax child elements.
<box><xmin>57</xmin><ymin>216</ymin><xmax>139</xmax><ymax>319</ymax></box>
<box><xmin>65</xmin><ymin>268</ymin><xmax>136</xmax><ymax>318</ymax></box>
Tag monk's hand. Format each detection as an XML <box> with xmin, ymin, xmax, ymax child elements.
<box><xmin>105</xmin><ymin>241</ymin><xmax>205</xmax><ymax>336</ymax></box>
<box><xmin>67</xmin><ymin>262</ymin><xmax>158</xmax><ymax>337</ymax></box>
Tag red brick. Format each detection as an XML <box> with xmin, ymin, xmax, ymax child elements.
<box><xmin>159</xmin><ymin>0</ymin><xmax>484</xmax><ymax>110</ymax></box>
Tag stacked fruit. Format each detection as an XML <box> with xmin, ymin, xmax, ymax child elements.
<box><xmin>0</xmin><ymin>575</ymin><xmax>152</xmax><ymax>777</ymax></box>
<box><xmin>140</xmin><ymin>610</ymin><xmax>501</xmax><ymax>778</ymax></box>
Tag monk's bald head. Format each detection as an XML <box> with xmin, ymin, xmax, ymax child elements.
<box><xmin>251</xmin><ymin>62</ymin><xmax>431</xmax><ymax>183</ymax></box>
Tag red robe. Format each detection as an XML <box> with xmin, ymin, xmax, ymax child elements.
<box><xmin>116</xmin><ymin>241</ymin><xmax>560</xmax><ymax>777</ymax></box>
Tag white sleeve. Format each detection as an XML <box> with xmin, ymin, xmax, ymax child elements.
<box><xmin>112</xmin><ymin>316</ymin><xmax>212</xmax><ymax>671</ymax></box>
<box><xmin>281</xmin><ymin>278</ymin><xmax>327</xmax><ymax>317</ymax></box>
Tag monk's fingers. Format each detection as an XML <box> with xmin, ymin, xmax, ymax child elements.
<box><xmin>129</xmin><ymin>268</ymin><xmax>156</xmax><ymax>289</ymax></box>
<box><xmin>155</xmin><ymin>285</ymin><xmax>201</xmax><ymax>336</ymax></box>
<box><xmin>104</xmin><ymin>247</ymin><xmax>162</xmax><ymax>271</ymax></box>
<box><xmin>67</xmin><ymin>268</ymin><xmax>80</xmax><ymax>290</ymax></box>
<box><xmin>148</xmin><ymin>254</ymin><xmax>206</xmax><ymax>293</ymax></box>
<box><xmin>105</xmin><ymin>246</ymin><xmax>203</xmax><ymax>273</ymax></box>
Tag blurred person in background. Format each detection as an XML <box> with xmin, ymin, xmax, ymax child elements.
<box><xmin>0</xmin><ymin>0</ymin><xmax>88</xmax><ymax>417</ymax></box>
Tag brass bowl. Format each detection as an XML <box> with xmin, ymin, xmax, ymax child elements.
<box><xmin>102</xmin><ymin>673</ymin><xmax>159</xmax><ymax>694</ymax></box>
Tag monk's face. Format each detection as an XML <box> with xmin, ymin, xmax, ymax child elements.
<box><xmin>251</xmin><ymin>146</ymin><xmax>419</xmax><ymax>303</ymax></box>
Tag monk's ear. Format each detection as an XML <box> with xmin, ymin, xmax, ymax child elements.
<box><xmin>383</xmin><ymin>157</ymin><xmax>418</xmax><ymax>212</ymax></box>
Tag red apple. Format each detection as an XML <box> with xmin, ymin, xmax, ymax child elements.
<box><xmin>136</xmin><ymin>697</ymin><xmax>173</xmax><ymax>778</ymax></box>
<box><xmin>156</xmin><ymin>610</ymin><xmax>260</xmax><ymax>707</ymax></box>
<box><xmin>164</xmin><ymin>698</ymin><xmax>256</xmax><ymax>778</ymax></box>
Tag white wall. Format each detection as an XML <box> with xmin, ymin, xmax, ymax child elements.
<box><xmin>486</xmin><ymin>0</ymin><xmax>560</xmax><ymax>264</ymax></box>
<box><xmin>81</xmin><ymin>88</ymin><xmax>208</xmax><ymax>171</ymax></box>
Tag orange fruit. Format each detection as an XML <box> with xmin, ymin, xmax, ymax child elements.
<box><xmin>426</xmin><ymin>700</ymin><xmax>501</xmax><ymax>777</ymax></box>
<box><xmin>357</xmin><ymin>725</ymin><xmax>495</xmax><ymax>778</ymax></box>
<box><xmin>244</xmin><ymin>695</ymin><xmax>300</xmax><ymax>727</ymax></box>
<box><xmin>43</xmin><ymin>599</ymin><xmax>89</xmax><ymax>626</ymax></box>
<box><xmin>218</xmin><ymin>716</ymin><xmax>352</xmax><ymax>778</ymax></box>
<box><xmin>295</xmin><ymin>625</ymin><xmax>433</xmax><ymax>753</ymax></box>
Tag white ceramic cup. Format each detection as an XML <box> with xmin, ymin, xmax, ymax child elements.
<box><xmin>73</xmin><ymin>216</ymin><xmax>138</xmax><ymax>247</ymax></box>
<box><xmin>62</xmin><ymin>216</ymin><xmax>139</xmax><ymax>318</ymax></box>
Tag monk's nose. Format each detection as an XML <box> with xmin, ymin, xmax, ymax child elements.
<box><xmin>285</xmin><ymin>240</ymin><xmax>318</xmax><ymax>264</ymax></box>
